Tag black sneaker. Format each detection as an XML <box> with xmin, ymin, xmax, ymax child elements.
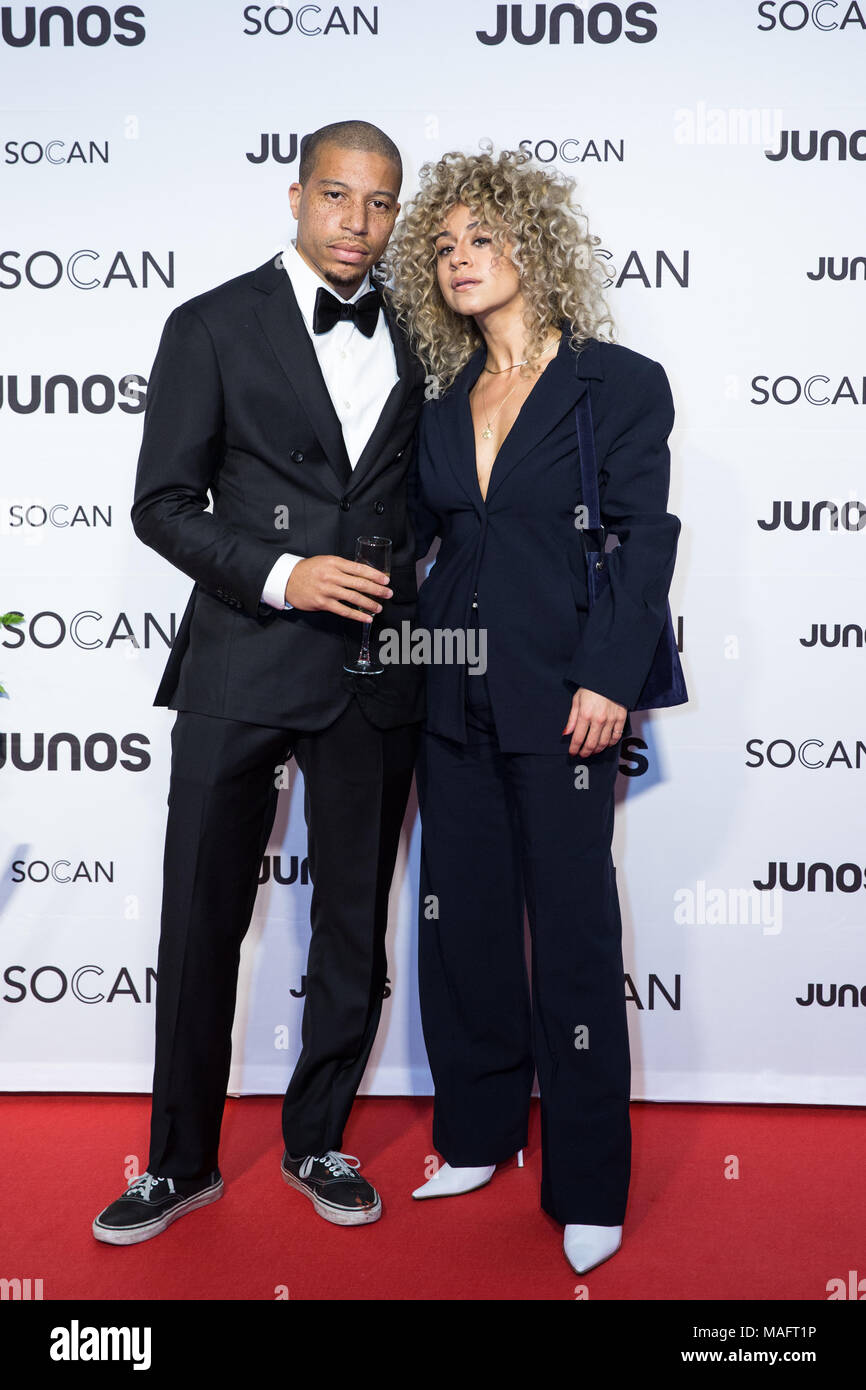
<box><xmin>92</xmin><ymin>1170</ymin><xmax>223</xmax><ymax>1246</ymax></box>
<box><xmin>280</xmin><ymin>1150</ymin><xmax>381</xmax><ymax>1225</ymax></box>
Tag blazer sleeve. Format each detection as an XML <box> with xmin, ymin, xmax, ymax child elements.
<box><xmin>407</xmin><ymin>406</ymin><xmax>442</xmax><ymax>560</ymax></box>
<box><xmin>130</xmin><ymin>303</ymin><xmax>280</xmax><ymax>618</ymax></box>
<box><xmin>565</xmin><ymin>358</ymin><xmax>681</xmax><ymax>709</ymax></box>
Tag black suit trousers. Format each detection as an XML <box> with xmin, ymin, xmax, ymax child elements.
<box><xmin>415</xmin><ymin>672</ymin><xmax>631</xmax><ymax>1226</ymax></box>
<box><xmin>147</xmin><ymin>698</ymin><xmax>418</xmax><ymax>1180</ymax></box>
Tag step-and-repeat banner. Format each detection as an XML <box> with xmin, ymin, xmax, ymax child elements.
<box><xmin>1</xmin><ymin>1</ymin><xmax>863</xmax><ymax>1103</ymax></box>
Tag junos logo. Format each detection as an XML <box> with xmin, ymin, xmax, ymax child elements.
<box><xmin>0</xmin><ymin>732</ymin><xmax>151</xmax><ymax>772</ymax></box>
<box><xmin>246</xmin><ymin>133</ymin><xmax>306</xmax><ymax>164</ymax></box>
<box><xmin>0</xmin><ymin>374</ymin><xmax>146</xmax><ymax>413</ymax></box>
<box><xmin>259</xmin><ymin>854</ymin><xmax>311</xmax><ymax>885</ymax></box>
<box><xmin>0</xmin><ymin>5</ymin><xmax>145</xmax><ymax>46</ymax></box>
<box><xmin>796</xmin><ymin>982</ymin><xmax>866</xmax><ymax>1006</ymax></box>
<box><xmin>757</xmin><ymin>500</ymin><xmax>866</xmax><ymax>530</ymax></box>
<box><xmin>807</xmin><ymin>255</ymin><xmax>866</xmax><ymax>280</ymax></box>
<box><xmin>800</xmin><ymin>622</ymin><xmax>866</xmax><ymax>647</ymax></box>
<box><xmin>476</xmin><ymin>2</ymin><xmax>659</xmax><ymax>45</ymax></box>
<box><xmin>766</xmin><ymin>128</ymin><xmax>866</xmax><ymax>160</ymax></box>
<box><xmin>754</xmin><ymin>861</ymin><xmax>866</xmax><ymax>891</ymax></box>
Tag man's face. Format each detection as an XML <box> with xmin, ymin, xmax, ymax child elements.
<box><xmin>288</xmin><ymin>143</ymin><xmax>401</xmax><ymax>298</ymax></box>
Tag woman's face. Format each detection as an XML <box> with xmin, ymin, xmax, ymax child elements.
<box><xmin>433</xmin><ymin>202</ymin><xmax>522</xmax><ymax>319</ymax></box>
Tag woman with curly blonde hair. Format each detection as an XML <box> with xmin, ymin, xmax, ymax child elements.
<box><xmin>387</xmin><ymin>148</ymin><xmax>682</xmax><ymax>1275</ymax></box>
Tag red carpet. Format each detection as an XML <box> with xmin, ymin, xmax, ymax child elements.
<box><xmin>1</xmin><ymin>1095</ymin><xmax>862</xmax><ymax>1301</ymax></box>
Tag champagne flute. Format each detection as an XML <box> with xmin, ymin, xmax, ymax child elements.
<box><xmin>343</xmin><ymin>535</ymin><xmax>391</xmax><ymax>675</ymax></box>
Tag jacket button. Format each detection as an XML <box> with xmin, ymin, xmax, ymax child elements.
<box><xmin>291</xmin><ymin>449</ymin><xmax>304</xmax><ymax>463</ymax></box>
<box><xmin>374</xmin><ymin>500</ymin><xmax>385</xmax><ymax>514</ymax></box>
<box><xmin>340</xmin><ymin>497</ymin><xmax>351</xmax><ymax>511</ymax></box>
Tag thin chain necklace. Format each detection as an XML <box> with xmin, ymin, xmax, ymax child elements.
<box><xmin>478</xmin><ymin>337</ymin><xmax>560</xmax><ymax>440</ymax></box>
<box><xmin>482</xmin><ymin>336</ymin><xmax>560</xmax><ymax>375</ymax></box>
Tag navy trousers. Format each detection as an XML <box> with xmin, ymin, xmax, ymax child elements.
<box><xmin>415</xmin><ymin>673</ymin><xmax>632</xmax><ymax>1226</ymax></box>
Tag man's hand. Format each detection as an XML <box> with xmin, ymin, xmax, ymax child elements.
<box><xmin>284</xmin><ymin>556</ymin><xmax>392</xmax><ymax>622</ymax></box>
<box><xmin>563</xmin><ymin>687</ymin><xmax>627</xmax><ymax>757</ymax></box>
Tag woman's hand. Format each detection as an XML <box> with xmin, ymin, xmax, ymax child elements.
<box><xmin>563</xmin><ymin>688</ymin><xmax>627</xmax><ymax>758</ymax></box>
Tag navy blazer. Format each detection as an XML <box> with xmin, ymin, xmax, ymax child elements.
<box><xmin>409</xmin><ymin>328</ymin><xmax>681</xmax><ymax>753</ymax></box>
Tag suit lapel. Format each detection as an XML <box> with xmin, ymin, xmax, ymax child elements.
<box><xmin>253</xmin><ymin>259</ymin><xmax>352</xmax><ymax>491</ymax></box>
<box><xmin>442</xmin><ymin>329</ymin><xmax>606</xmax><ymax>510</ymax></box>
<box><xmin>444</xmin><ymin>346</ymin><xmax>486</xmax><ymax>514</ymax></box>
<box><xmin>483</xmin><ymin>330</ymin><xmax>603</xmax><ymax>503</ymax></box>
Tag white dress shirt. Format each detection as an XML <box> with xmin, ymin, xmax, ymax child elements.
<box><xmin>260</xmin><ymin>238</ymin><xmax>399</xmax><ymax>609</ymax></box>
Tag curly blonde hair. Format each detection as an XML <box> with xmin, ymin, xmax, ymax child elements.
<box><xmin>382</xmin><ymin>145</ymin><xmax>616</xmax><ymax>390</ymax></box>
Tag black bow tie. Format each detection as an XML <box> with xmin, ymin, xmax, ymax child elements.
<box><xmin>312</xmin><ymin>285</ymin><xmax>380</xmax><ymax>338</ymax></box>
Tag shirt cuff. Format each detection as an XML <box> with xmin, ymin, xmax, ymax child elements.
<box><xmin>262</xmin><ymin>552</ymin><xmax>304</xmax><ymax>610</ymax></box>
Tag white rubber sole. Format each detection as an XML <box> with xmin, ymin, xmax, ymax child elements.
<box><xmin>92</xmin><ymin>1178</ymin><xmax>224</xmax><ymax>1246</ymax></box>
<box><xmin>280</xmin><ymin>1164</ymin><xmax>382</xmax><ymax>1226</ymax></box>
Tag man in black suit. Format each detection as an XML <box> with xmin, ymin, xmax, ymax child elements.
<box><xmin>93</xmin><ymin>121</ymin><xmax>425</xmax><ymax>1244</ymax></box>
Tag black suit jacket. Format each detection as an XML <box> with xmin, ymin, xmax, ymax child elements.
<box><xmin>410</xmin><ymin>330</ymin><xmax>681</xmax><ymax>753</ymax></box>
<box><xmin>131</xmin><ymin>256</ymin><xmax>426</xmax><ymax>730</ymax></box>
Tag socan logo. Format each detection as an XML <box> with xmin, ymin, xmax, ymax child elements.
<box><xmin>11</xmin><ymin>858</ymin><xmax>114</xmax><ymax>884</ymax></box>
<box><xmin>757</xmin><ymin>1</ymin><xmax>866</xmax><ymax>32</ymax></box>
<box><xmin>745</xmin><ymin>738</ymin><xmax>866</xmax><ymax>769</ymax></box>
<box><xmin>0</xmin><ymin>5</ymin><xmax>145</xmax><ymax>46</ymax></box>
<box><xmin>751</xmin><ymin>373</ymin><xmax>866</xmax><ymax>405</ymax></box>
<box><xmin>625</xmin><ymin>973</ymin><xmax>681</xmax><ymax>1009</ymax></box>
<box><xmin>1</xmin><ymin>609</ymin><xmax>176</xmax><ymax>650</ymax></box>
<box><xmin>1</xmin><ymin>502</ymin><xmax>112</xmax><ymax>529</ymax></box>
<box><xmin>476</xmin><ymin>2</ymin><xmax>659</xmax><ymax>45</ymax></box>
<box><xmin>4</xmin><ymin>138</ymin><xmax>109</xmax><ymax>165</ymax></box>
<box><xmin>0</xmin><ymin>250</ymin><xmax>174</xmax><ymax>290</ymax></box>
<box><xmin>518</xmin><ymin>136</ymin><xmax>624</xmax><ymax>164</ymax></box>
<box><xmin>2</xmin><ymin>964</ymin><xmax>155</xmax><ymax>1003</ymax></box>
<box><xmin>596</xmin><ymin>246</ymin><xmax>689</xmax><ymax>289</ymax></box>
<box><xmin>242</xmin><ymin>5</ymin><xmax>379</xmax><ymax>36</ymax></box>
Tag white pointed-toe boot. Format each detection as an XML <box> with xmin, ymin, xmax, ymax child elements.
<box><xmin>563</xmin><ymin>1223</ymin><xmax>623</xmax><ymax>1273</ymax></box>
<box><xmin>411</xmin><ymin>1162</ymin><xmax>496</xmax><ymax>1199</ymax></box>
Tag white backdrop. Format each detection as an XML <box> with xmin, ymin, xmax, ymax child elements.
<box><xmin>1</xmin><ymin>0</ymin><xmax>864</xmax><ymax>1103</ymax></box>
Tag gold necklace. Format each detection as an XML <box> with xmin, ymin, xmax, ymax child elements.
<box><xmin>478</xmin><ymin>338</ymin><xmax>560</xmax><ymax>440</ymax></box>
<box><xmin>482</xmin><ymin>336</ymin><xmax>560</xmax><ymax>375</ymax></box>
<box><xmin>479</xmin><ymin>376</ymin><xmax>523</xmax><ymax>440</ymax></box>
<box><xmin>483</xmin><ymin>358</ymin><xmax>529</xmax><ymax>375</ymax></box>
